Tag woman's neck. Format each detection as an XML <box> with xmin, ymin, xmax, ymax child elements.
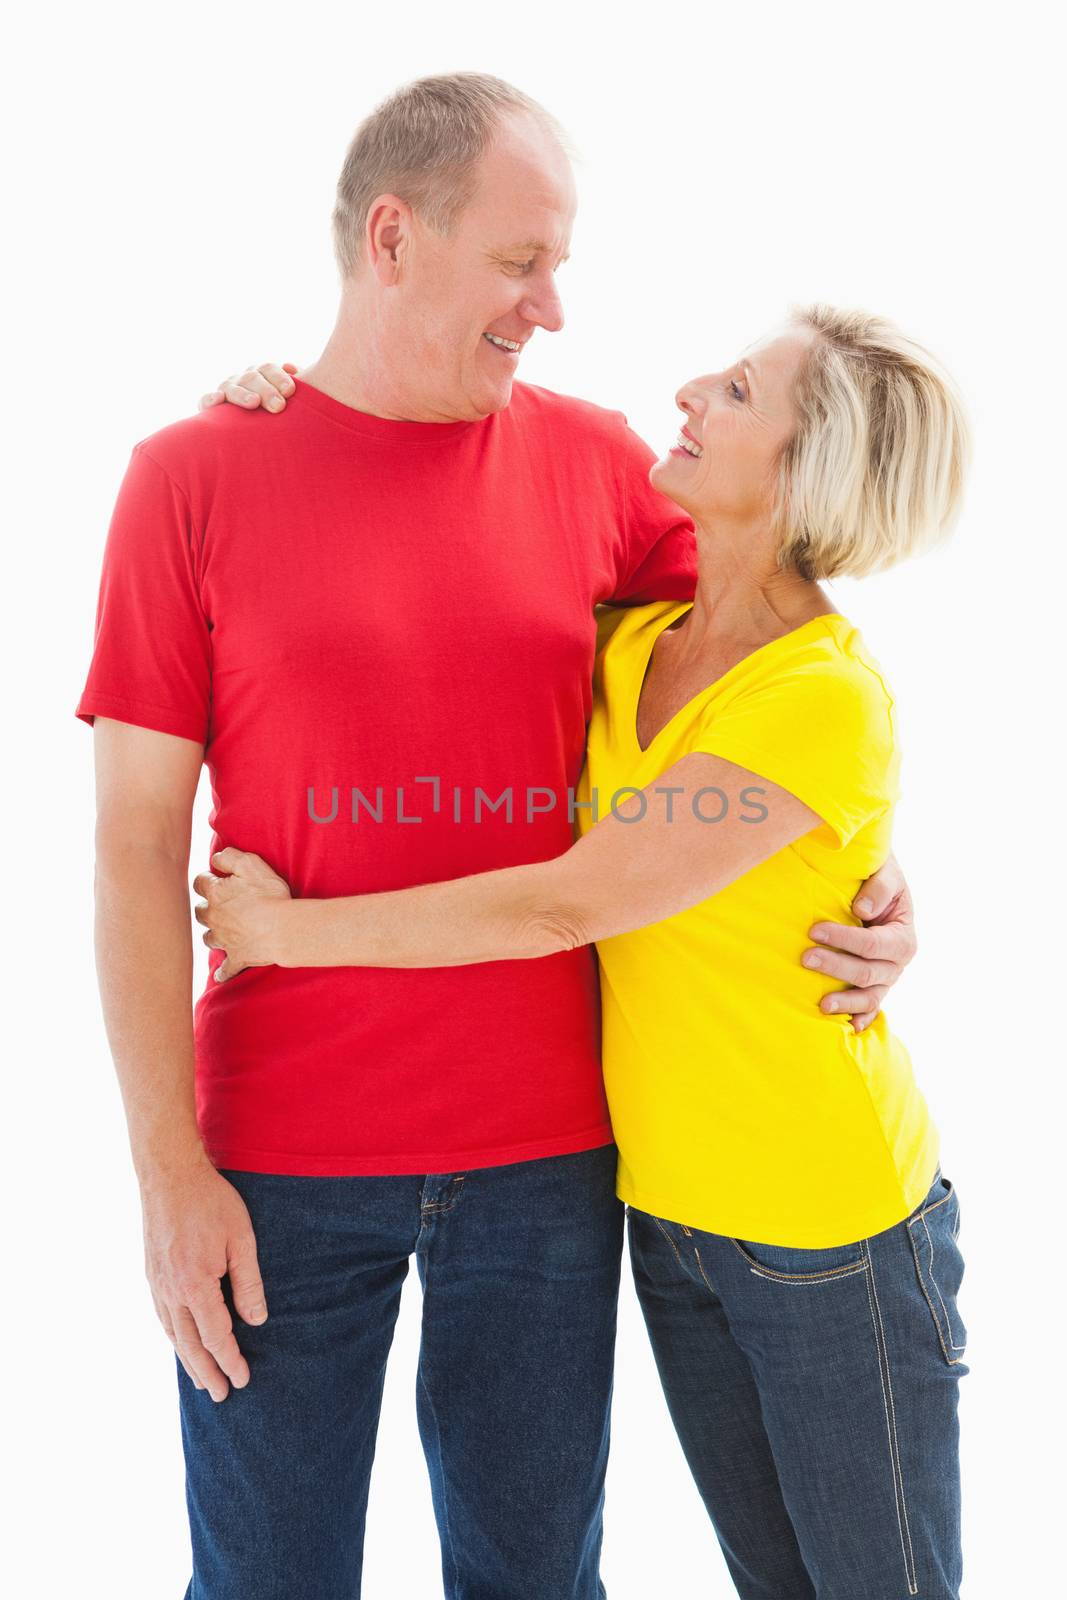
<box><xmin>674</xmin><ymin>520</ymin><xmax>836</xmax><ymax>660</ymax></box>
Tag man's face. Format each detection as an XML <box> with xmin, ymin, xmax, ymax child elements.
<box><xmin>387</xmin><ymin>115</ymin><xmax>577</xmax><ymax>420</ymax></box>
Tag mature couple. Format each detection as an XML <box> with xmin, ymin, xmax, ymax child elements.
<box><xmin>78</xmin><ymin>72</ymin><xmax>970</xmax><ymax>1600</ymax></box>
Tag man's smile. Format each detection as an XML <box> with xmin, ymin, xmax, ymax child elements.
<box><xmin>483</xmin><ymin>332</ymin><xmax>524</xmax><ymax>355</ymax></box>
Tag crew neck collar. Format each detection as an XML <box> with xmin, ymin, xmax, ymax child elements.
<box><xmin>291</xmin><ymin>377</ymin><xmax>485</xmax><ymax>443</ymax></box>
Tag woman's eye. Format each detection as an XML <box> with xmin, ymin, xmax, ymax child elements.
<box><xmin>729</xmin><ymin>379</ymin><xmax>746</xmax><ymax>401</ymax></box>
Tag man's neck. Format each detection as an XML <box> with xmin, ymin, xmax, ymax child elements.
<box><xmin>299</xmin><ymin>291</ymin><xmax>451</xmax><ymax>423</ymax></box>
<box><xmin>298</xmin><ymin>349</ymin><xmax>403</xmax><ymax>421</ymax></box>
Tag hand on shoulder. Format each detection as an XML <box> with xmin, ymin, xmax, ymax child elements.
<box><xmin>200</xmin><ymin>362</ymin><xmax>299</xmax><ymax>414</ymax></box>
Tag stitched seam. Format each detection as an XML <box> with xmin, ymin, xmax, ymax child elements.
<box><xmin>864</xmin><ymin>1242</ymin><xmax>918</xmax><ymax>1594</ymax></box>
<box><xmin>420</xmin><ymin>1177</ymin><xmax>467</xmax><ymax>1218</ymax></box>
<box><xmin>416</xmin><ymin>1361</ymin><xmax>460</xmax><ymax>1593</ymax></box>
<box><xmin>208</xmin><ymin>1128</ymin><xmax>613</xmax><ymax>1174</ymax></box>
<box><xmin>744</xmin><ymin>1261</ymin><xmax>867</xmax><ymax>1285</ymax></box>
<box><xmin>614</xmin><ymin>413</ymin><xmax>648</xmax><ymax>595</ymax></box>
<box><xmin>919</xmin><ymin>1212</ymin><xmax>966</xmax><ymax>1351</ymax></box>
<box><xmin>831</xmin><ymin>1027</ymin><xmax>921</xmax><ymax>1199</ymax></box>
<box><xmin>135</xmin><ymin>444</ymin><xmax>210</xmax><ymax>596</ymax></box>
<box><xmin>729</xmin><ymin>1238</ymin><xmax>868</xmax><ymax>1282</ymax></box>
<box><xmin>909</xmin><ymin>1223</ymin><xmax>966</xmax><ymax>1364</ymax></box>
<box><xmin>651</xmin><ymin>1215</ymin><xmax>687</xmax><ymax>1272</ymax></box>
<box><xmin>77</xmin><ymin>689</ymin><xmax>205</xmax><ymax>718</ymax></box>
<box><xmin>906</xmin><ymin>1181</ymin><xmax>954</xmax><ymax>1226</ymax></box>
<box><xmin>415</xmin><ymin>1222</ymin><xmax>461</xmax><ymax>1599</ymax></box>
<box><xmin>693</xmin><ymin>1248</ymin><xmax>715</xmax><ymax>1294</ymax></box>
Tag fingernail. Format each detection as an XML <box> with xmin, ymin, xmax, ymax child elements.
<box><xmin>802</xmin><ymin>951</ymin><xmax>822</xmax><ymax>969</ymax></box>
<box><xmin>856</xmin><ymin>897</ymin><xmax>873</xmax><ymax>916</ymax></box>
<box><xmin>248</xmin><ymin>1305</ymin><xmax>267</xmax><ymax>1324</ymax></box>
<box><xmin>266</xmin><ymin>397</ymin><xmax>282</xmax><ymax>411</ymax></box>
<box><xmin>809</xmin><ymin>925</ymin><xmax>829</xmax><ymax>942</ymax></box>
<box><xmin>825</xmin><ymin>998</ymin><xmax>838</xmax><ymax>1013</ymax></box>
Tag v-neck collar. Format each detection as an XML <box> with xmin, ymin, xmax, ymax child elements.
<box><xmin>631</xmin><ymin>604</ymin><xmax>845</xmax><ymax>755</ymax></box>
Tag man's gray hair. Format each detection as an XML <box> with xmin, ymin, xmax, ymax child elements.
<box><xmin>331</xmin><ymin>72</ymin><xmax>575</xmax><ymax>277</ymax></box>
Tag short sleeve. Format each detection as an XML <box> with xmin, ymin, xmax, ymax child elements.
<box><xmin>607</xmin><ymin>419</ymin><xmax>698</xmax><ymax>605</ymax></box>
<box><xmin>690</xmin><ymin>655</ymin><xmax>898</xmax><ymax>849</ymax></box>
<box><xmin>75</xmin><ymin>444</ymin><xmax>212</xmax><ymax>746</ymax></box>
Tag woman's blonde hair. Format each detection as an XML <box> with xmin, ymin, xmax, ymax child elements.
<box><xmin>772</xmin><ymin>305</ymin><xmax>972</xmax><ymax>580</ymax></box>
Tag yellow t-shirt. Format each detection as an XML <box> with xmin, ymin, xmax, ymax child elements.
<box><xmin>576</xmin><ymin>600</ymin><xmax>940</xmax><ymax>1247</ymax></box>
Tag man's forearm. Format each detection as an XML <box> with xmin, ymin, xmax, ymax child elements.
<box><xmin>95</xmin><ymin>827</ymin><xmax>208</xmax><ymax>1183</ymax></box>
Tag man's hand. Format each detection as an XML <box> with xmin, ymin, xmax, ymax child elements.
<box><xmin>140</xmin><ymin>1154</ymin><xmax>268</xmax><ymax>1402</ymax></box>
<box><xmin>193</xmin><ymin>847</ymin><xmax>293</xmax><ymax>982</ymax></box>
<box><xmin>802</xmin><ymin>854</ymin><xmax>916</xmax><ymax>1033</ymax></box>
<box><xmin>200</xmin><ymin>362</ymin><xmax>298</xmax><ymax>413</ymax></box>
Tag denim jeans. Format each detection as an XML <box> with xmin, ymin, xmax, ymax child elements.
<box><xmin>628</xmin><ymin>1164</ymin><xmax>969</xmax><ymax>1599</ymax></box>
<box><xmin>177</xmin><ymin>1144</ymin><xmax>624</xmax><ymax>1599</ymax></box>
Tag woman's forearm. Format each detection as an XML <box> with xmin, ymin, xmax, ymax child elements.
<box><xmin>207</xmin><ymin>751</ymin><xmax>821</xmax><ymax>978</ymax></box>
<box><xmin>274</xmin><ymin>859</ymin><xmax>580</xmax><ymax>969</ymax></box>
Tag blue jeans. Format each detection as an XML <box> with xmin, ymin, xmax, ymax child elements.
<box><xmin>178</xmin><ymin>1144</ymin><xmax>623</xmax><ymax>1599</ymax></box>
<box><xmin>628</xmin><ymin>1165</ymin><xmax>969</xmax><ymax>1599</ymax></box>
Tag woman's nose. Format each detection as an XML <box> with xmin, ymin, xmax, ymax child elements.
<box><xmin>675</xmin><ymin>376</ymin><xmax>703</xmax><ymax>409</ymax></box>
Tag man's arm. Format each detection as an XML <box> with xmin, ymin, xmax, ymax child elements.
<box><xmin>805</xmin><ymin>854</ymin><xmax>917</xmax><ymax>1031</ymax></box>
<box><xmin>605</xmin><ymin>415</ymin><xmax>697</xmax><ymax>606</ymax></box>
<box><xmin>94</xmin><ymin>718</ymin><xmax>268</xmax><ymax>1402</ymax></box>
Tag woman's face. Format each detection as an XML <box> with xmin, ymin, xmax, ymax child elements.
<box><xmin>650</xmin><ymin>324</ymin><xmax>817</xmax><ymax>532</ymax></box>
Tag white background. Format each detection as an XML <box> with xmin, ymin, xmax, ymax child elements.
<box><xmin>5</xmin><ymin>2</ymin><xmax>1063</xmax><ymax>1594</ymax></box>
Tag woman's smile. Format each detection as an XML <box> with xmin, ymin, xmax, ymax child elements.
<box><xmin>670</xmin><ymin>426</ymin><xmax>704</xmax><ymax>460</ymax></box>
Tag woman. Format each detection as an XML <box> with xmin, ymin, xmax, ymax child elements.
<box><xmin>195</xmin><ymin>304</ymin><xmax>971</xmax><ymax>1598</ymax></box>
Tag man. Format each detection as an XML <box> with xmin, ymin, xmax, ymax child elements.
<box><xmin>77</xmin><ymin>72</ymin><xmax>915</xmax><ymax>1599</ymax></box>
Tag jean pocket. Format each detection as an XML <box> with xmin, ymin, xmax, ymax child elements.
<box><xmin>729</xmin><ymin>1234</ymin><xmax>868</xmax><ymax>1284</ymax></box>
<box><xmin>906</xmin><ymin>1175</ymin><xmax>968</xmax><ymax>1364</ymax></box>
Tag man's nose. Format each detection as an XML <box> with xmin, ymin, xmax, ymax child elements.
<box><xmin>521</xmin><ymin>278</ymin><xmax>565</xmax><ymax>335</ymax></box>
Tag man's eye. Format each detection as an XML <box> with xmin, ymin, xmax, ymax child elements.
<box><xmin>511</xmin><ymin>260</ymin><xmax>535</xmax><ymax>274</ymax></box>
<box><xmin>729</xmin><ymin>379</ymin><xmax>746</xmax><ymax>401</ymax></box>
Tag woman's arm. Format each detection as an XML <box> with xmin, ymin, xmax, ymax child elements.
<box><xmin>194</xmin><ymin>752</ymin><xmax>820</xmax><ymax>979</ymax></box>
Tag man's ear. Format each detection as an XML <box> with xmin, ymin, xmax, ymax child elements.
<box><xmin>365</xmin><ymin>194</ymin><xmax>411</xmax><ymax>286</ymax></box>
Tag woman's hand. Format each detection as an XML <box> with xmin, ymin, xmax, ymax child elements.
<box><xmin>193</xmin><ymin>848</ymin><xmax>294</xmax><ymax>982</ymax></box>
<box><xmin>199</xmin><ymin>363</ymin><xmax>299</xmax><ymax>414</ymax></box>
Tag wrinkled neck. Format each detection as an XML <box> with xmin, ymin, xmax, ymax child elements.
<box><xmin>299</xmin><ymin>288</ymin><xmax>448</xmax><ymax>422</ymax></box>
<box><xmin>677</xmin><ymin>515</ymin><xmax>830</xmax><ymax>656</ymax></box>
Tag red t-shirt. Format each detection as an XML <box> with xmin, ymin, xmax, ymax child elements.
<box><xmin>76</xmin><ymin>379</ymin><xmax>697</xmax><ymax>1175</ymax></box>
